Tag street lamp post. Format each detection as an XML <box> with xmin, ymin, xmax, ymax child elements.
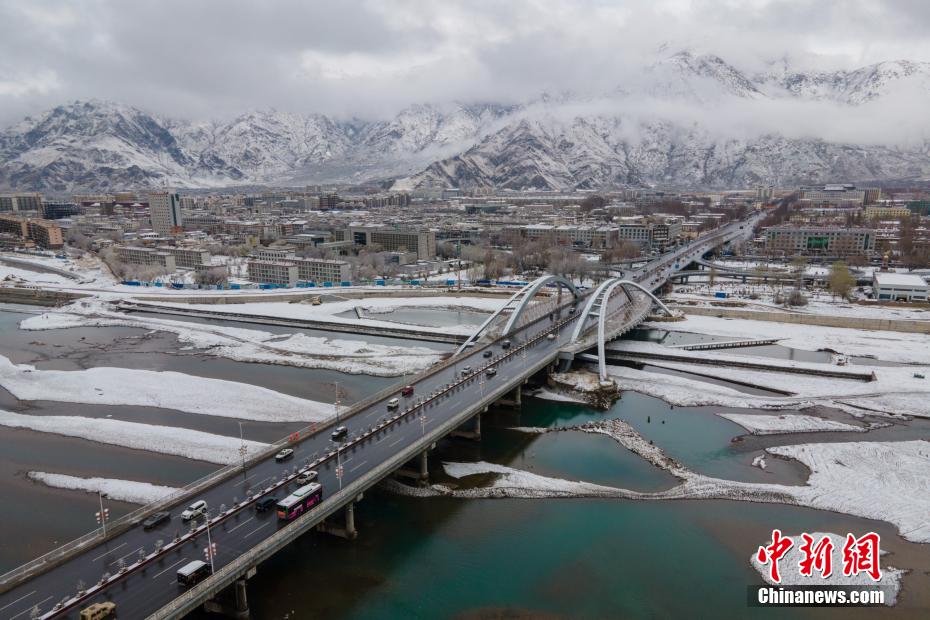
<box><xmin>204</xmin><ymin>509</ymin><xmax>216</xmax><ymax>574</ymax></box>
<box><xmin>95</xmin><ymin>491</ymin><xmax>110</xmax><ymax>538</ymax></box>
<box><xmin>238</xmin><ymin>421</ymin><xmax>247</xmax><ymax>474</ymax></box>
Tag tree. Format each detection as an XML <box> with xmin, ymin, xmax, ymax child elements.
<box><xmin>828</xmin><ymin>261</ymin><xmax>855</xmax><ymax>301</ymax></box>
<box><xmin>579</xmin><ymin>194</ymin><xmax>607</xmax><ymax>213</ymax></box>
<box><xmin>195</xmin><ymin>267</ymin><xmax>228</xmax><ymax>286</ymax></box>
<box><xmin>790</xmin><ymin>255</ymin><xmax>807</xmax><ymax>289</ymax></box>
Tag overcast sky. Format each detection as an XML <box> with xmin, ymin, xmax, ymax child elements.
<box><xmin>2</xmin><ymin>0</ymin><xmax>930</xmax><ymax>127</ymax></box>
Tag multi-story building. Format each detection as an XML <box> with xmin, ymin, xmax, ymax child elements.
<box><xmin>253</xmin><ymin>247</ymin><xmax>295</xmax><ymax>261</ymax></box>
<box><xmin>764</xmin><ymin>226</ymin><xmax>875</xmax><ymax>257</ymax></box>
<box><xmin>148</xmin><ymin>191</ymin><xmax>184</xmax><ymax>235</ymax></box>
<box><xmin>346</xmin><ymin>226</ymin><xmax>436</xmax><ymax>260</ymax></box>
<box><xmin>0</xmin><ymin>215</ymin><xmax>64</xmax><ymax>248</ymax></box>
<box><xmin>616</xmin><ymin>222</ymin><xmax>652</xmax><ymax>247</ymax></box>
<box><xmin>502</xmin><ymin>224</ymin><xmax>619</xmax><ymax>249</ymax></box>
<box><xmin>247</xmin><ymin>260</ymin><xmax>298</xmax><ymax>287</ymax></box>
<box><xmin>872</xmin><ymin>272</ymin><xmax>928</xmax><ymax>302</ymax></box>
<box><xmin>798</xmin><ymin>184</ymin><xmax>879</xmax><ymax>207</ymax></box>
<box><xmin>116</xmin><ymin>246</ymin><xmax>177</xmax><ymax>270</ymax></box>
<box><xmin>160</xmin><ymin>246</ymin><xmax>211</xmax><ymax>269</ymax></box>
<box><xmin>864</xmin><ymin>205</ymin><xmax>910</xmax><ymax>219</ymax></box>
<box><xmin>0</xmin><ymin>193</ymin><xmax>43</xmax><ymax>213</ymax></box>
<box><xmin>650</xmin><ymin>216</ymin><xmax>683</xmax><ymax>248</ymax></box>
<box><xmin>41</xmin><ymin>200</ymin><xmax>81</xmax><ymax>220</ymax></box>
<box><xmin>294</xmin><ymin>258</ymin><xmax>352</xmax><ymax>283</ymax></box>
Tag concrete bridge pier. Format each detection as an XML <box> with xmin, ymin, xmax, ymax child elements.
<box><xmin>203</xmin><ymin>567</ymin><xmax>256</xmax><ymax>619</ymax></box>
<box><xmin>496</xmin><ymin>384</ymin><xmax>522</xmax><ymax>409</ymax></box>
<box><xmin>451</xmin><ymin>412</ymin><xmax>481</xmax><ymax>440</ymax></box>
<box><xmin>394</xmin><ymin>444</ymin><xmax>435</xmax><ymax>486</ymax></box>
<box><xmin>317</xmin><ymin>496</ymin><xmax>361</xmax><ymax>540</ymax></box>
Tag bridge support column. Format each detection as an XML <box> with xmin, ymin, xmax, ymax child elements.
<box><xmin>496</xmin><ymin>385</ymin><xmax>522</xmax><ymax>409</ymax></box>
<box><xmin>234</xmin><ymin>579</ymin><xmax>249</xmax><ymax>619</ymax></box>
<box><xmin>418</xmin><ymin>450</ymin><xmax>429</xmax><ymax>485</ymax></box>
<box><xmin>394</xmin><ymin>447</ymin><xmax>431</xmax><ymax>485</ymax></box>
<box><xmin>450</xmin><ymin>412</ymin><xmax>481</xmax><ymax>440</ymax></box>
<box><xmin>317</xmin><ymin>501</ymin><xmax>359</xmax><ymax>540</ymax></box>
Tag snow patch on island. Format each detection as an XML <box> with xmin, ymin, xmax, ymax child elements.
<box><xmin>0</xmin><ymin>354</ymin><xmax>334</xmax><ymax>422</ymax></box>
<box><xmin>27</xmin><ymin>471</ymin><xmax>180</xmax><ymax>505</ymax></box>
<box><xmin>0</xmin><ymin>410</ymin><xmax>267</xmax><ymax>464</ymax></box>
<box><xmin>718</xmin><ymin>413</ymin><xmax>866</xmax><ymax>435</ymax></box>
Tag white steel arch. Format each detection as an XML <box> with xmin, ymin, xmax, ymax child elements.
<box><xmin>455</xmin><ymin>275</ymin><xmax>579</xmax><ymax>355</ymax></box>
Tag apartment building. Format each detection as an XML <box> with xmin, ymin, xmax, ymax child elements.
<box><xmin>0</xmin><ymin>215</ymin><xmax>64</xmax><ymax>248</ymax></box>
<box><xmin>502</xmin><ymin>224</ymin><xmax>619</xmax><ymax>249</ymax></box>
<box><xmin>160</xmin><ymin>246</ymin><xmax>211</xmax><ymax>269</ymax></box>
<box><xmin>295</xmin><ymin>258</ymin><xmax>352</xmax><ymax>283</ymax></box>
<box><xmin>116</xmin><ymin>245</ymin><xmax>177</xmax><ymax>270</ymax></box>
<box><xmin>799</xmin><ymin>184</ymin><xmax>879</xmax><ymax>207</ymax></box>
<box><xmin>346</xmin><ymin>226</ymin><xmax>436</xmax><ymax>260</ymax></box>
<box><xmin>247</xmin><ymin>260</ymin><xmax>298</xmax><ymax>287</ymax></box>
<box><xmin>616</xmin><ymin>222</ymin><xmax>652</xmax><ymax>247</ymax></box>
<box><xmin>764</xmin><ymin>226</ymin><xmax>875</xmax><ymax>257</ymax></box>
<box><xmin>0</xmin><ymin>193</ymin><xmax>42</xmax><ymax>213</ymax></box>
<box><xmin>864</xmin><ymin>205</ymin><xmax>910</xmax><ymax>219</ymax></box>
<box><xmin>147</xmin><ymin>191</ymin><xmax>184</xmax><ymax>235</ymax></box>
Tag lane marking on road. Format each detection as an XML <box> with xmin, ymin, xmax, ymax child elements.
<box><xmin>91</xmin><ymin>542</ymin><xmax>127</xmax><ymax>563</ymax></box>
<box><xmin>389</xmin><ymin>436</ymin><xmax>405</xmax><ymax>448</ymax></box>
<box><xmin>152</xmin><ymin>557</ymin><xmax>189</xmax><ymax>580</ymax></box>
<box><xmin>226</xmin><ymin>517</ymin><xmax>255</xmax><ymax>534</ymax></box>
<box><xmin>348</xmin><ymin>460</ymin><xmax>367</xmax><ymax>473</ymax></box>
<box><xmin>109</xmin><ymin>546</ymin><xmax>143</xmax><ymax>567</ymax></box>
<box><xmin>0</xmin><ymin>590</ymin><xmax>35</xmax><ymax>613</ymax></box>
<box><xmin>8</xmin><ymin>596</ymin><xmax>51</xmax><ymax>620</ymax></box>
<box><xmin>243</xmin><ymin>522</ymin><xmax>270</xmax><ymax>539</ymax></box>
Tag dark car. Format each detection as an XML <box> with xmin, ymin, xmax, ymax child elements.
<box><xmin>142</xmin><ymin>511</ymin><xmax>170</xmax><ymax>530</ymax></box>
<box><xmin>331</xmin><ymin>425</ymin><xmax>348</xmax><ymax>441</ymax></box>
<box><xmin>483</xmin><ymin>350</ymin><xmax>493</xmax><ymax>358</ymax></box>
<box><xmin>501</xmin><ymin>340</ymin><xmax>511</xmax><ymax>349</ymax></box>
<box><xmin>401</xmin><ymin>385</ymin><xmax>414</xmax><ymax>397</ymax></box>
<box><xmin>255</xmin><ymin>497</ymin><xmax>277</xmax><ymax>512</ymax></box>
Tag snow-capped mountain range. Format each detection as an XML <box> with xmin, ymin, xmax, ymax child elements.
<box><xmin>2</xmin><ymin>51</ymin><xmax>930</xmax><ymax>192</ymax></box>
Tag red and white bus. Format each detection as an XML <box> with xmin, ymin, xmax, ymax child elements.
<box><xmin>276</xmin><ymin>482</ymin><xmax>323</xmax><ymax>521</ymax></box>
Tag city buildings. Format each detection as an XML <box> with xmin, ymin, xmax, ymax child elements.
<box><xmin>295</xmin><ymin>258</ymin><xmax>352</xmax><ymax>283</ymax></box>
<box><xmin>160</xmin><ymin>246</ymin><xmax>211</xmax><ymax>269</ymax></box>
<box><xmin>148</xmin><ymin>191</ymin><xmax>184</xmax><ymax>235</ymax></box>
<box><xmin>798</xmin><ymin>184</ymin><xmax>880</xmax><ymax>207</ymax></box>
<box><xmin>116</xmin><ymin>246</ymin><xmax>177</xmax><ymax>270</ymax></box>
<box><xmin>0</xmin><ymin>193</ymin><xmax>42</xmax><ymax>213</ymax></box>
<box><xmin>764</xmin><ymin>226</ymin><xmax>875</xmax><ymax>257</ymax></box>
<box><xmin>247</xmin><ymin>260</ymin><xmax>298</xmax><ymax>287</ymax></box>
<box><xmin>344</xmin><ymin>226</ymin><xmax>437</xmax><ymax>260</ymax></box>
<box><xmin>0</xmin><ymin>214</ymin><xmax>64</xmax><ymax>248</ymax></box>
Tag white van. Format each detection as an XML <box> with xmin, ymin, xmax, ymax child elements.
<box><xmin>180</xmin><ymin>500</ymin><xmax>207</xmax><ymax>521</ymax></box>
<box><xmin>387</xmin><ymin>398</ymin><xmax>400</xmax><ymax>410</ymax></box>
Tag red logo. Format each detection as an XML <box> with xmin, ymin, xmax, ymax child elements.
<box><xmin>756</xmin><ymin>529</ymin><xmax>794</xmax><ymax>583</ymax></box>
<box><xmin>842</xmin><ymin>533</ymin><xmax>882</xmax><ymax>581</ymax></box>
<box><xmin>798</xmin><ymin>533</ymin><xmax>834</xmax><ymax>578</ymax></box>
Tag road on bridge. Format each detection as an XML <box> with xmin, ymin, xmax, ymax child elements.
<box><xmin>0</xmin><ymin>215</ymin><xmax>758</xmax><ymax>620</ymax></box>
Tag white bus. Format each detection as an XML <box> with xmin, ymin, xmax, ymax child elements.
<box><xmin>276</xmin><ymin>482</ymin><xmax>323</xmax><ymax>521</ymax></box>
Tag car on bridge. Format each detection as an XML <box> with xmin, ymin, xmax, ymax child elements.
<box><xmin>331</xmin><ymin>425</ymin><xmax>348</xmax><ymax>441</ymax></box>
<box><xmin>387</xmin><ymin>398</ymin><xmax>400</xmax><ymax>410</ymax></box>
<box><xmin>142</xmin><ymin>511</ymin><xmax>170</xmax><ymax>530</ymax></box>
<box><xmin>483</xmin><ymin>350</ymin><xmax>493</xmax><ymax>358</ymax></box>
<box><xmin>502</xmin><ymin>339</ymin><xmax>511</xmax><ymax>349</ymax></box>
<box><xmin>255</xmin><ymin>497</ymin><xmax>278</xmax><ymax>512</ymax></box>
<box><xmin>296</xmin><ymin>469</ymin><xmax>318</xmax><ymax>485</ymax></box>
<box><xmin>486</xmin><ymin>367</ymin><xmax>497</xmax><ymax>377</ymax></box>
<box><xmin>401</xmin><ymin>385</ymin><xmax>414</xmax><ymax>396</ymax></box>
<box><xmin>180</xmin><ymin>500</ymin><xmax>207</xmax><ymax>521</ymax></box>
<box><xmin>275</xmin><ymin>448</ymin><xmax>294</xmax><ymax>462</ymax></box>
<box><xmin>461</xmin><ymin>365</ymin><xmax>472</xmax><ymax>376</ymax></box>
<box><xmin>80</xmin><ymin>601</ymin><xmax>116</xmax><ymax>620</ymax></box>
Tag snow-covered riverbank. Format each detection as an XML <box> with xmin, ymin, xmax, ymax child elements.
<box><xmin>18</xmin><ymin>298</ymin><xmax>446</xmax><ymax>376</ymax></box>
<box><xmin>0</xmin><ymin>354</ymin><xmax>335</xmax><ymax>422</ymax></box>
<box><xmin>27</xmin><ymin>471</ymin><xmax>180</xmax><ymax>505</ymax></box>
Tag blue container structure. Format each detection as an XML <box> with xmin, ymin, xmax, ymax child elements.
<box><xmin>714</xmin><ymin>291</ymin><xmax>728</xmax><ymax>299</ymax></box>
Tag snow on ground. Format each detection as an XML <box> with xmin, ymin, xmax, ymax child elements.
<box><xmin>19</xmin><ymin>298</ymin><xmax>445</xmax><ymax>376</ymax></box>
<box><xmin>718</xmin><ymin>413</ymin><xmax>866</xmax><ymax>435</ymax></box>
<box><xmin>768</xmin><ymin>441</ymin><xmax>930</xmax><ymax>545</ymax></box>
<box><xmin>27</xmin><ymin>471</ymin><xmax>180</xmax><ymax>505</ymax></box>
<box><xmin>0</xmin><ymin>264</ymin><xmax>76</xmax><ymax>287</ymax></box>
<box><xmin>0</xmin><ymin>410</ymin><xmax>267</xmax><ymax>464</ymax></box>
<box><xmin>609</xmin><ymin>355</ymin><xmax>930</xmax><ymax>419</ymax></box>
<box><xmin>525</xmin><ymin>387</ymin><xmax>588</xmax><ymax>404</ymax></box>
<box><xmin>0</xmin><ymin>354</ymin><xmax>334</xmax><ymax>422</ymax></box>
<box><xmin>749</xmin><ymin>532</ymin><xmax>903</xmax><ymax>604</ymax></box>
<box><xmin>148</xmin><ymin>295</ymin><xmax>509</xmax><ymax>336</ymax></box>
<box><xmin>443</xmin><ymin>461</ymin><xmax>622</xmax><ymax>497</ymax></box>
<box><xmin>642</xmin><ymin>313</ymin><xmax>930</xmax><ymax>364</ymax></box>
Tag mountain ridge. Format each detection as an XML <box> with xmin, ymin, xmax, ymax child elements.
<box><xmin>2</xmin><ymin>52</ymin><xmax>930</xmax><ymax>192</ymax></box>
